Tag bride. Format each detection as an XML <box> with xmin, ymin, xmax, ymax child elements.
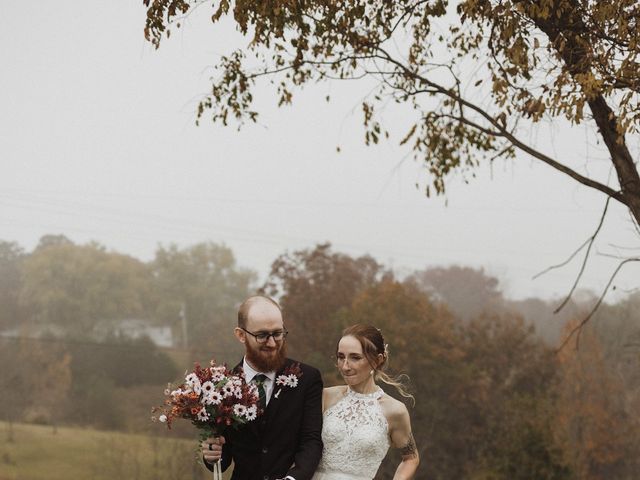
<box><xmin>312</xmin><ymin>324</ymin><xmax>420</xmax><ymax>480</ymax></box>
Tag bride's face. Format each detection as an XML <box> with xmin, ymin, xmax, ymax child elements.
<box><xmin>336</xmin><ymin>335</ymin><xmax>372</xmax><ymax>386</ymax></box>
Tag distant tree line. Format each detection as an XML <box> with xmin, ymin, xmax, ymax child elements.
<box><xmin>1</xmin><ymin>237</ymin><xmax>638</xmax><ymax>478</ymax></box>
<box><xmin>0</xmin><ymin>235</ymin><xmax>254</xmax><ymax>434</ymax></box>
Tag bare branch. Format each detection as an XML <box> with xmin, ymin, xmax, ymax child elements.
<box><xmin>556</xmin><ymin>257</ymin><xmax>640</xmax><ymax>352</ymax></box>
<box><xmin>605</xmin><ymin>244</ymin><xmax>640</xmax><ymax>252</ymax></box>
<box><xmin>532</xmin><ymin>238</ymin><xmax>590</xmax><ymax>280</ymax></box>
<box><xmin>599</xmin><ymin>251</ymin><xmax>640</xmax><ymax>260</ymax></box>
<box><xmin>553</xmin><ymin>197</ymin><xmax>611</xmax><ymax>314</ymax></box>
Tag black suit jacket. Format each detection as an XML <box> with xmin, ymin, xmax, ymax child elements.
<box><xmin>211</xmin><ymin>358</ymin><xmax>323</xmax><ymax>480</ymax></box>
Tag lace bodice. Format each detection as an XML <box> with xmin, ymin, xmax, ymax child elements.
<box><xmin>314</xmin><ymin>387</ymin><xmax>390</xmax><ymax>480</ymax></box>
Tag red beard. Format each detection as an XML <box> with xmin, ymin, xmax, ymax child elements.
<box><xmin>245</xmin><ymin>341</ymin><xmax>287</xmax><ymax>372</ymax></box>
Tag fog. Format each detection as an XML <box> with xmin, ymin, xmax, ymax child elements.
<box><xmin>1</xmin><ymin>1</ymin><xmax>638</xmax><ymax>301</ymax></box>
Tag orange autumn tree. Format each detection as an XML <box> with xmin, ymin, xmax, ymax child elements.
<box><xmin>458</xmin><ymin>313</ymin><xmax>570</xmax><ymax>479</ymax></box>
<box><xmin>555</xmin><ymin>320</ymin><xmax>633</xmax><ymax>479</ymax></box>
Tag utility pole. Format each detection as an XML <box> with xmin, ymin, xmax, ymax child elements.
<box><xmin>179</xmin><ymin>303</ymin><xmax>188</xmax><ymax>349</ymax></box>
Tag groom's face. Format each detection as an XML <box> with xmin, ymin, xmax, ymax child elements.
<box><xmin>237</xmin><ymin>301</ymin><xmax>287</xmax><ymax>372</ymax></box>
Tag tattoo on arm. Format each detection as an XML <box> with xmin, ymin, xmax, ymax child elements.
<box><xmin>400</xmin><ymin>432</ymin><xmax>417</xmax><ymax>458</ymax></box>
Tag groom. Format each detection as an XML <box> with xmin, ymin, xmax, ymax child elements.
<box><xmin>202</xmin><ymin>295</ymin><xmax>323</xmax><ymax>480</ymax></box>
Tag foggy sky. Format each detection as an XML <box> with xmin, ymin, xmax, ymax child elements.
<box><xmin>1</xmin><ymin>1</ymin><xmax>638</xmax><ymax>301</ymax></box>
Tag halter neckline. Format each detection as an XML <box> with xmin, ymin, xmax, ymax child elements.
<box><xmin>346</xmin><ymin>386</ymin><xmax>384</xmax><ymax>400</ymax></box>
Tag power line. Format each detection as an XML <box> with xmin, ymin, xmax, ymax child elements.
<box><xmin>0</xmin><ymin>186</ymin><xmax>600</xmax><ymax>213</ymax></box>
<box><xmin>0</xmin><ymin>195</ymin><xmax>587</xmax><ymax>261</ymax></box>
<box><xmin>0</xmin><ymin>332</ymin><xmax>225</xmax><ymax>357</ymax></box>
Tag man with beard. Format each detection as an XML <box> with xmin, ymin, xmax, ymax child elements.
<box><xmin>202</xmin><ymin>295</ymin><xmax>323</xmax><ymax>480</ymax></box>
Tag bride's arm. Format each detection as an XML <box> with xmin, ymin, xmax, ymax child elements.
<box><xmin>388</xmin><ymin>404</ymin><xmax>420</xmax><ymax>480</ymax></box>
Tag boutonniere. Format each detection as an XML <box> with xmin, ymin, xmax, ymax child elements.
<box><xmin>274</xmin><ymin>363</ymin><xmax>303</xmax><ymax>398</ymax></box>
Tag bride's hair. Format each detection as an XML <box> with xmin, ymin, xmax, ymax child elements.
<box><xmin>340</xmin><ymin>324</ymin><xmax>414</xmax><ymax>405</ymax></box>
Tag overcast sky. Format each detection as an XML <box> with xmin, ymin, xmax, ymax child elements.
<box><xmin>2</xmin><ymin>1</ymin><xmax>638</xmax><ymax>301</ymax></box>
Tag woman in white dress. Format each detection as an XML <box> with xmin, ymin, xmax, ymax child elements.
<box><xmin>312</xmin><ymin>324</ymin><xmax>420</xmax><ymax>480</ymax></box>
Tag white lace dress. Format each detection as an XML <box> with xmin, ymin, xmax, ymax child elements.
<box><xmin>312</xmin><ymin>387</ymin><xmax>390</xmax><ymax>480</ymax></box>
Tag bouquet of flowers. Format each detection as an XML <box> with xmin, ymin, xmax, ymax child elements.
<box><xmin>153</xmin><ymin>360</ymin><xmax>261</xmax><ymax>479</ymax></box>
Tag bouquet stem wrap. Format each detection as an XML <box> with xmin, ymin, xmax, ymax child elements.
<box><xmin>212</xmin><ymin>459</ymin><xmax>222</xmax><ymax>480</ymax></box>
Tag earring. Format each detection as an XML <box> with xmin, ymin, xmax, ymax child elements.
<box><xmin>370</xmin><ymin>370</ymin><xmax>374</xmax><ymax>376</ymax></box>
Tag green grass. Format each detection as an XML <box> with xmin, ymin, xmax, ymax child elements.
<box><xmin>0</xmin><ymin>422</ymin><xmax>230</xmax><ymax>480</ymax></box>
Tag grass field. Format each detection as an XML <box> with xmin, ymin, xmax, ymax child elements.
<box><xmin>0</xmin><ymin>422</ymin><xmax>230</xmax><ymax>480</ymax></box>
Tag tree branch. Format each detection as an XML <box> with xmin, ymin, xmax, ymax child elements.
<box><xmin>532</xmin><ymin>238</ymin><xmax>590</xmax><ymax>280</ymax></box>
<box><xmin>552</xmin><ymin>197</ymin><xmax>611</xmax><ymax>313</ymax></box>
<box><xmin>373</xmin><ymin>48</ymin><xmax>626</xmax><ymax>203</ymax></box>
<box><xmin>556</xmin><ymin>257</ymin><xmax>640</xmax><ymax>352</ymax></box>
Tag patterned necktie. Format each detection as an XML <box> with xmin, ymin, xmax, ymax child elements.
<box><xmin>254</xmin><ymin>374</ymin><xmax>268</xmax><ymax>410</ymax></box>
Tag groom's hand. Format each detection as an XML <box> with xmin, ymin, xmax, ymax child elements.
<box><xmin>201</xmin><ymin>436</ymin><xmax>225</xmax><ymax>464</ymax></box>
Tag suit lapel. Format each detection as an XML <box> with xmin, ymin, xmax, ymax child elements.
<box><xmin>237</xmin><ymin>358</ymin><xmax>295</xmax><ymax>434</ymax></box>
<box><xmin>263</xmin><ymin>359</ymin><xmax>293</xmax><ymax>428</ymax></box>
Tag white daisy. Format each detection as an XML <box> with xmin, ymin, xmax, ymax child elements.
<box><xmin>248</xmin><ymin>384</ymin><xmax>259</xmax><ymax>395</ymax></box>
<box><xmin>286</xmin><ymin>375</ymin><xmax>299</xmax><ymax>388</ymax></box>
<box><xmin>222</xmin><ymin>383</ymin><xmax>235</xmax><ymax>398</ymax></box>
<box><xmin>245</xmin><ymin>405</ymin><xmax>257</xmax><ymax>421</ymax></box>
<box><xmin>233</xmin><ymin>404</ymin><xmax>247</xmax><ymax>417</ymax></box>
<box><xmin>211</xmin><ymin>371</ymin><xmax>226</xmax><ymax>382</ymax></box>
<box><xmin>186</xmin><ymin>374</ymin><xmax>202</xmax><ymax>394</ymax></box>
<box><xmin>234</xmin><ymin>387</ymin><xmax>243</xmax><ymax>399</ymax></box>
<box><xmin>276</xmin><ymin>375</ymin><xmax>288</xmax><ymax>386</ymax></box>
<box><xmin>207</xmin><ymin>390</ymin><xmax>223</xmax><ymax>405</ymax></box>
<box><xmin>196</xmin><ymin>408</ymin><xmax>210</xmax><ymax>422</ymax></box>
<box><xmin>201</xmin><ymin>381</ymin><xmax>215</xmax><ymax>395</ymax></box>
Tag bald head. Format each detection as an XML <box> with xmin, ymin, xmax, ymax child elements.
<box><xmin>237</xmin><ymin>295</ymin><xmax>283</xmax><ymax>329</ymax></box>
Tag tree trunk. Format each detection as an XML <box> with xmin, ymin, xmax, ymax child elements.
<box><xmin>587</xmin><ymin>96</ymin><xmax>640</xmax><ymax>226</ymax></box>
<box><xmin>530</xmin><ymin>6</ymin><xmax>640</xmax><ymax>226</ymax></box>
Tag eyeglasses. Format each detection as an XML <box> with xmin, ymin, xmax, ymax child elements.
<box><xmin>240</xmin><ymin>327</ymin><xmax>288</xmax><ymax>344</ymax></box>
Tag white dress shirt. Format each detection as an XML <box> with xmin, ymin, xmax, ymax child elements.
<box><xmin>242</xmin><ymin>357</ymin><xmax>276</xmax><ymax>406</ymax></box>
